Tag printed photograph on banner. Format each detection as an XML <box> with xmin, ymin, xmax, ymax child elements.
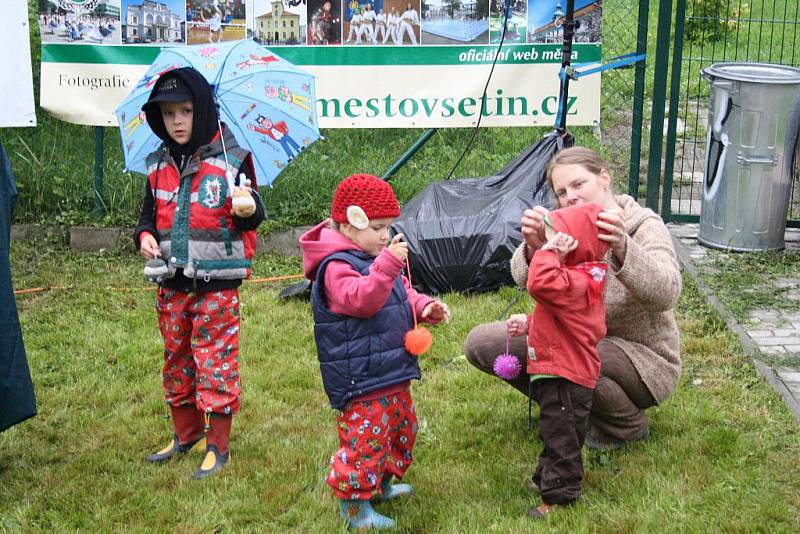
<box><xmin>39</xmin><ymin>0</ymin><xmax>122</xmax><ymax>45</ymax></box>
<box><xmin>391</xmin><ymin>0</ymin><xmax>421</xmax><ymax>44</ymax></box>
<box><xmin>187</xmin><ymin>0</ymin><xmax>247</xmax><ymax>44</ymax></box>
<box><xmin>121</xmin><ymin>0</ymin><xmax>185</xmax><ymax>44</ymax></box>
<box><xmin>352</xmin><ymin>0</ymin><xmax>418</xmax><ymax>45</ymax></box>
<box><xmin>308</xmin><ymin>0</ymin><xmax>341</xmax><ymax>45</ymax></box>
<box><xmin>421</xmin><ymin>0</ymin><xmax>487</xmax><ymax>45</ymax></box>
<box><xmin>489</xmin><ymin>0</ymin><xmax>525</xmax><ymax>43</ymax></box>
<box><xmin>251</xmin><ymin>0</ymin><xmax>307</xmax><ymax>45</ymax></box>
<box><xmin>527</xmin><ymin>0</ymin><xmax>601</xmax><ymax>44</ymax></box>
<box><xmin>343</xmin><ymin>1</ymin><xmax>377</xmax><ymax>45</ymax></box>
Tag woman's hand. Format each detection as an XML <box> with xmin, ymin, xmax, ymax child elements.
<box><xmin>139</xmin><ymin>233</ymin><xmax>161</xmax><ymax>260</ymax></box>
<box><xmin>506</xmin><ymin>313</ymin><xmax>528</xmax><ymax>337</ymax></box>
<box><xmin>597</xmin><ymin>209</ymin><xmax>627</xmax><ymax>264</ymax></box>
<box><xmin>521</xmin><ymin>206</ymin><xmax>549</xmax><ymax>259</ymax></box>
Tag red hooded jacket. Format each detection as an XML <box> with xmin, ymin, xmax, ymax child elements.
<box><xmin>526</xmin><ymin>203</ymin><xmax>610</xmax><ymax>389</ymax></box>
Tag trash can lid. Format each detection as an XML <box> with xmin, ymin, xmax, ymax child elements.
<box><xmin>702</xmin><ymin>62</ymin><xmax>800</xmax><ymax>84</ymax></box>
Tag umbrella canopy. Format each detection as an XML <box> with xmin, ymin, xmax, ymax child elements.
<box><xmin>115</xmin><ymin>39</ymin><xmax>319</xmax><ymax>187</ymax></box>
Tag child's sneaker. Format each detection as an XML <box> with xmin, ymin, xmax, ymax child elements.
<box><xmin>193</xmin><ymin>444</ymin><xmax>229</xmax><ymax>479</ymax></box>
<box><xmin>145</xmin><ymin>434</ymin><xmax>205</xmax><ymax>463</ymax></box>
<box><xmin>339</xmin><ymin>499</ymin><xmax>395</xmax><ymax>529</ymax></box>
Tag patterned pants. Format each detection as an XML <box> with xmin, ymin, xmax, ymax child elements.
<box><xmin>156</xmin><ymin>288</ymin><xmax>241</xmax><ymax>415</ymax></box>
<box><xmin>326</xmin><ymin>389</ymin><xmax>417</xmax><ymax>500</ymax></box>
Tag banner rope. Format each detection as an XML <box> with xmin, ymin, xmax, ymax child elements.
<box><xmin>444</xmin><ymin>0</ymin><xmax>514</xmax><ymax>180</ymax></box>
<box><xmin>13</xmin><ymin>273</ymin><xmax>305</xmax><ymax>296</ymax></box>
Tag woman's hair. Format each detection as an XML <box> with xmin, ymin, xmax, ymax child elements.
<box><xmin>545</xmin><ymin>146</ymin><xmax>610</xmax><ymax>186</ymax></box>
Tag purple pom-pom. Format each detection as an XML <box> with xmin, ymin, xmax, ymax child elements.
<box><xmin>493</xmin><ymin>354</ymin><xmax>522</xmax><ymax>380</ymax></box>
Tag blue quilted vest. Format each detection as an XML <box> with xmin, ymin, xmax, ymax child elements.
<box><xmin>312</xmin><ymin>250</ymin><xmax>421</xmax><ymax>409</ymax></box>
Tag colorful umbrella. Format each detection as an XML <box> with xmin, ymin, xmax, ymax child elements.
<box><xmin>115</xmin><ymin>39</ymin><xmax>319</xmax><ymax>187</ymax></box>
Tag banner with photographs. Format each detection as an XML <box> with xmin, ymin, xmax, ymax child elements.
<box><xmin>3</xmin><ymin>1</ymin><xmax>36</xmax><ymax>127</ymax></box>
<box><xmin>39</xmin><ymin>0</ymin><xmax>603</xmax><ymax>128</ymax></box>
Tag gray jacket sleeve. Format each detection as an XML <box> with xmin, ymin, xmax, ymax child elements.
<box><xmin>510</xmin><ymin>243</ymin><xmax>530</xmax><ymax>288</ymax></box>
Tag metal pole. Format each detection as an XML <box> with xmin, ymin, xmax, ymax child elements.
<box><xmin>661</xmin><ymin>0</ymin><xmax>686</xmax><ymax>221</ymax></box>
<box><xmin>93</xmin><ymin>126</ymin><xmax>105</xmax><ymax>218</ymax></box>
<box><xmin>555</xmin><ymin>0</ymin><xmax>576</xmax><ymax>132</ymax></box>
<box><xmin>627</xmin><ymin>0</ymin><xmax>650</xmax><ymax>199</ymax></box>
<box><xmin>382</xmin><ymin>128</ymin><xmax>438</xmax><ymax>181</ymax></box>
<box><xmin>644</xmin><ymin>0</ymin><xmax>674</xmax><ymax>212</ymax></box>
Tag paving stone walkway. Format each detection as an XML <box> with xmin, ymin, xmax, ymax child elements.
<box><xmin>669</xmin><ymin>223</ymin><xmax>800</xmax><ymax>420</ymax></box>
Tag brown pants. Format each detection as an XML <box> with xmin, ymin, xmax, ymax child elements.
<box><xmin>464</xmin><ymin>321</ymin><xmax>655</xmax><ymax>441</ymax></box>
<box><xmin>531</xmin><ymin>378</ymin><xmax>593</xmax><ymax>505</ymax></box>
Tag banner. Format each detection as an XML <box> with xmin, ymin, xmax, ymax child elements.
<box><xmin>2</xmin><ymin>1</ymin><xmax>37</xmax><ymax>127</ymax></box>
<box><xmin>39</xmin><ymin>0</ymin><xmax>604</xmax><ymax>128</ymax></box>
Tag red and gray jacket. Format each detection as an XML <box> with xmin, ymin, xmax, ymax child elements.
<box><xmin>146</xmin><ymin>128</ymin><xmax>257</xmax><ymax>282</ymax></box>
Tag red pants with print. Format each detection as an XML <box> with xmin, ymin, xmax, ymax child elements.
<box><xmin>157</xmin><ymin>288</ymin><xmax>241</xmax><ymax>415</ymax></box>
<box><xmin>326</xmin><ymin>389</ymin><xmax>418</xmax><ymax>500</ymax></box>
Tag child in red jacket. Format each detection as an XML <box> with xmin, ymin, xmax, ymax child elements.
<box><xmin>506</xmin><ymin>202</ymin><xmax>609</xmax><ymax>519</ymax></box>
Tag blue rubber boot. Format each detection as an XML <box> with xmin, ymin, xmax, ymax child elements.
<box><xmin>378</xmin><ymin>475</ymin><xmax>413</xmax><ymax>501</ymax></box>
<box><xmin>339</xmin><ymin>499</ymin><xmax>396</xmax><ymax>529</ymax></box>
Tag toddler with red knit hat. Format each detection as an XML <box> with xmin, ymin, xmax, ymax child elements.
<box><xmin>299</xmin><ymin>174</ymin><xmax>449</xmax><ymax>530</ymax></box>
<box><xmin>506</xmin><ymin>203</ymin><xmax>610</xmax><ymax>519</ymax></box>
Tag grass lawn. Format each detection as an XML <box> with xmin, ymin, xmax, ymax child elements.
<box><xmin>2</xmin><ymin>240</ymin><xmax>799</xmax><ymax>531</ymax></box>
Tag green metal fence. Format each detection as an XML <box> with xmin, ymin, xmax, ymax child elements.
<box><xmin>599</xmin><ymin>0</ymin><xmax>651</xmax><ymax>199</ymax></box>
<box><xmin>661</xmin><ymin>0</ymin><xmax>800</xmax><ymax>224</ymax></box>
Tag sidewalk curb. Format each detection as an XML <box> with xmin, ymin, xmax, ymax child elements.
<box><xmin>11</xmin><ymin>224</ymin><xmax>308</xmax><ymax>257</ymax></box>
<box><xmin>671</xmin><ymin>232</ymin><xmax>800</xmax><ymax>421</ymax></box>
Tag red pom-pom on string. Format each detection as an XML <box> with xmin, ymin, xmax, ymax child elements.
<box><xmin>402</xmin><ymin>255</ymin><xmax>433</xmax><ymax>356</ymax></box>
<box><xmin>404</xmin><ymin>326</ymin><xmax>433</xmax><ymax>356</ymax></box>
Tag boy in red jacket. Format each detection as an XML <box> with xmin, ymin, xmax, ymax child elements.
<box><xmin>506</xmin><ymin>203</ymin><xmax>609</xmax><ymax>519</ymax></box>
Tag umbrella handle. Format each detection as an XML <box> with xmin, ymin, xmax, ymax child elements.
<box><xmin>225</xmin><ymin>170</ymin><xmax>237</xmax><ymax>198</ymax></box>
<box><xmin>218</xmin><ymin>117</ymin><xmax>236</xmax><ymax>198</ymax></box>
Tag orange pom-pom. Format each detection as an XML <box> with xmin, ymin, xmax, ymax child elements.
<box><xmin>404</xmin><ymin>327</ymin><xmax>433</xmax><ymax>356</ymax></box>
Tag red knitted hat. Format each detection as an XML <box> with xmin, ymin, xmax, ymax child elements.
<box><xmin>331</xmin><ymin>174</ymin><xmax>400</xmax><ymax>224</ymax></box>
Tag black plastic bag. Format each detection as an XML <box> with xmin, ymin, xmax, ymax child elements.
<box><xmin>393</xmin><ymin>131</ymin><xmax>572</xmax><ymax>295</ymax></box>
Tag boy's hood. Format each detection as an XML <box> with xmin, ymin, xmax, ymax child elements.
<box><xmin>143</xmin><ymin>67</ymin><xmax>219</xmax><ymax>157</ymax></box>
<box><xmin>548</xmin><ymin>203</ymin><xmax>610</xmax><ymax>264</ymax></box>
<box><xmin>299</xmin><ymin>220</ymin><xmax>361</xmax><ymax>280</ymax></box>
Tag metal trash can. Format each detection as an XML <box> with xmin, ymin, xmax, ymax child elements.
<box><xmin>698</xmin><ymin>62</ymin><xmax>800</xmax><ymax>251</ymax></box>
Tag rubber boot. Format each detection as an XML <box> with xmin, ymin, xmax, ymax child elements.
<box><xmin>173</xmin><ymin>404</ymin><xmax>206</xmax><ymax>445</ymax></box>
<box><xmin>377</xmin><ymin>474</ymin><xmax>413</xmax><ymax>501</ymax></box>
<box><xmin>339</xmin><ymin>499</ymin><xmax>396</xmax><ymax>529</ymax></box>
<box><xmin>194</xmin><ymin>413</ymin><xmax>231</xmax><ymax>479</ymax></box>
<box><xmin>146</xmin><ymin>404</ymin><xmax>205</xmax><ymax>463</ymax></box>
